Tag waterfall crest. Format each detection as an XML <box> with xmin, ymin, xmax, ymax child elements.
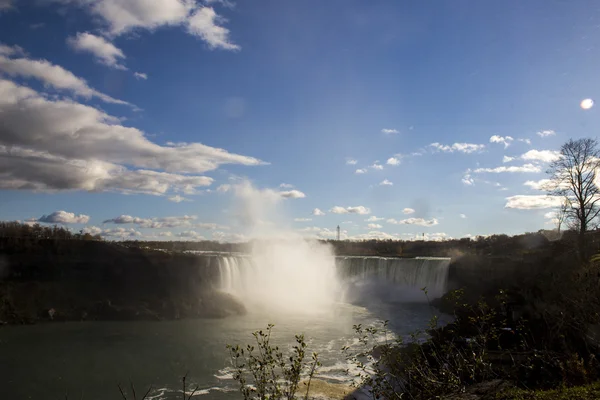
<box><xmin>196</xmin><ymin>253</ymin><xmax>451</xmax><ymax>306</ymax></box>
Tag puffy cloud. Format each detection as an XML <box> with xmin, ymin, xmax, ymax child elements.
<box><xmin>133</xmin><ymin>72</ymin><xmax>148</xmax><ymax>80</ymax></box>
<box><xmin>82</xmin><ymin>225</ymin><xmax>103</xmax><ymax>235</ymax></box>
<box><xmin>279</xmin><ymin>190</ymin><xmax>306</xmax><ymax>199</ymax></box>
<box><xmin>67</xmin><ymin>32</ymin><xmax>127</xmax><ymax>70</ymax></box>
<box><xmin>176</xmin><ymin>230</ymin><xmax>205</xmax><ymax>239</ymax></box>
<box><xmin>489</xmin><ymin>135</ymin><xmax>514</xmax><ymax>148</ymax></box>
<box><xmin>462</xmin><ymin>171</ymin><xmax>475</xmax><ymax>185</ymax></box>
<box><xmin>524</xmin><ymin>179</ymin><xmax>554</xmax><ymax>191</ymax></box>
<box><xmin>0</xmin><ymin>54</ymin><xmax>133</xmax><ymax>107</ymax></box>
<box><xmin>381</xmin><ymin>128</ymin><xmax>399</xmax><ymax>134</ymax></box>
<box><xmin>168</xmin><ymin>195</ymin><xmax>190</xmax><ymax>203</ymax></box>
<box><xmin>101</xmin><ymin>227</ymin><xmax>142</xmax><ymax>238</ymax></box>
<box><xmin>217</xmin><ymin>184</ymin><xmax>231</xmax><ymax>193</ymax></box>
<box><xmin>504</xmin><ymin>195</ymin><xmax>563</xmax><ymax>209</ymax></box>
<box><xmin>330</xmin><ymin>206</ymin><xmax>371</xmax><ymax>215</ymax></box>
<box><xmin>430</xmin><ymin>142</ymin><xmax>485</xmax><ymax>154</ymax></box>
<box><xmin>0</xmin><ymin>79</ymin><xmax>265</xmax><ymax>195</ymax></box>
<box><xmin>387</xmin><ymin>217</ymin><xmax>439</xmax><ymax>226</ymax></box>
<box><xmin>379</xmin><ymin>179</ymin><xmax>393</xmax><ymax>186</ymax></box>
<box><xmin>312</xmin><ymin>208</ymin><xmax>325</xmax><ymax>216</ymax></box>
<box><xmin>367</xmin><ymin>223</ymin><xmax>382</xmax><ymax>229</ymax></box>
<box><xmin>386</xmin><ymin>157</ymin><xmax>401</xmax><ymax>166</ymax></box>
<box><xmin>58</xmin><ymin>1</ymin><xmax>239</xmax><ymax>51</ymax></box>
<box><xmin>294</xmin><ymin>218</ymin><xmax>312</xmax><ymax>222</ymax></box>
<box><xmin>460</xmin><ymin>214</ymin><xmax>467</xmax><ymax>219</ymax></box>
<box><xmin>473</xmin><ymin>164</ymin><xmax>541</xmax><ymax>173</ymax></box>
<box><xmin>186</xmin><ymin>6</ymin><xmax>239</xmax><ymax>50</ymax></box>
<box><xmin>402</xmin><ymin>208</ymin><xmax>415</xmax><ymax>215</ymax></box>
<box><xmin>103</xmin><ymin>214</ymin><xmax>197</xmax><ymax>228</ymax></box>
<box><xmin>346</xmin><ymin>158</ymin><xmax>357</xmax><ymax>165</ymax></box>
<box><xmin>38</xmin><ymin>210</ymin><xmax>90</xmax><ymax>224</ymax></box>
<box><xmin>159</xmin><ymin>231</ymin><xmax>173</xmax><ymax>237</ymax></box>
<box><xmin>0</xmin><ymin>43</ymin><xmax>25</xmax><ymax>57</ymax></box>
<box><xmin>212</xmin><ymin>231</ymin><xmax>247</xmax><ymax>242</ymax></box>
<box><xmin>370</xmin><ymin>163</ymin><xmax>384</xmax><ymax>170</ymax></box>
<box><xmin>537</xmin><ymin>130</ymin><xmax>556</xmax><ymax>138</ymax></box>
<box><xmin>521</xmin><ymin>149</ymin><xmax>561</xmax><ymax>163</ymax></box>
<box><xmin>503</xmin><ymin>156</ymin><xmax>515</xmax><ymax>163</ymax></box>
<box><xmin>518</xmin><ymin>138</ymin><xmax>532</xmax><ymax>145</ymax></box>
<box><xmin>355</xmin><ymin>169</ymin><xmax>367</xmax><ymax>174</ymax></box>
<box><xmin>365</xmin><ymin>216</ymin><xmax>384</xmax><ymax>221</ymax></box>
<box><xmin>279</xmin><ymin>183</ymin><xmax>294</xmax><ymax>188</ymax></box>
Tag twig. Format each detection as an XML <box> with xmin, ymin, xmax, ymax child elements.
<box><xmin>130</xmin><ymin>381</ymin><xmax>137</xmax><ymax>400</ymax></box>
<box><xmin>117</xmin><ymin>383</ymin><xmax>127</xmax><ymax>400</ymax></box>
<box><xmin>141</xmin><ymin>385</ymin><xmax>153</xmax><ymax>400</ymax></box>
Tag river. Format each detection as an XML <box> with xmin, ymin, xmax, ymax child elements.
<box><xmin>1</xmin><ymin>301</ymin><xmax>446</xmax><ymax>399</ymax></box>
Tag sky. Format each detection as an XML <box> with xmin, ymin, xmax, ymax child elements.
<box><xmin>1</xmin><ymin>0</ymin><xmax>600</xmax><ymax>242</ymax></box>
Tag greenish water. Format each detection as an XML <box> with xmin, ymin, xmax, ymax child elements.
<box><xmin>0</xmin><ymin>302</ymin><xmax>443</xmax><ymax>399</ymax></box>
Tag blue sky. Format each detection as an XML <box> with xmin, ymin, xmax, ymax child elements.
<box><xmin>0</xmin><ymin>0</ymin><xmax>599</xmax><ymax>241</ymax></box>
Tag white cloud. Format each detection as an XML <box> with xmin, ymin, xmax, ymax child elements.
<box><xmin>521</xmin><ymin>149</ymin><xmax>561</xmax><ymax>163</ymax></box>
<box><xmin>168</xmin><ymin>194</ymin><xmax>190</xmax><ymax>203</ymax></box>
<box><xmin>0</xmin><ymin>79</ymin><xmax>266</xmax><ymax>195</ymax></box>
<box><xmin>212</xmin><ymin>231</ymin><xmax>246</xmax><ymax>242</ymax></box>
<box><xmin>537</xmin><ymin>130</ymin><xmax>556</xmax><ymax>138</ymax></box>
<box><xmin>101</xmin><ymin>227</ymin><xmax>142</xmax><ymax>238</ymax></box>
<box><xmin>523</xmin><ymin>179</ymin><xmax>553</xmax><ymax>191</ymax></box>
<box><xmin>134</xmin><ymin>72</ymin><xmax>148</xmax><ymax>80</ymax></box>
<box><xmin>462</xmin><ymin>171</ymin><xmax>475</xmax><ymax>185</ymax></box>
<box><xmin>294</xmin><ymin>218</ymin><xmax>312</xmax><ymax>222</ymax></box>
<box><xmin>279</xmin><ymin>190</ymin><xmax>306</xmax><ymax>199</ymax></box>
<box><xmin>518</xmin><ymin>138</ymin><xmax>532</xmax><ymax>145</ymax></box>
<box><xmin>312</xmin><ymin>208</ymin><xmax>326</xmax><ymax>216</ymax></box>
<box><xmin>365</xmin><ymin>216</ymin><xmax>384</xmax><ymax>222</ymax></box>
<box><xmin>355</xmin><ymin>168</ymin><xmax>367</xmax><ymax>174</ymax></box>
<box><xmin>176</xmin><ymin>230</ymin><xmax>205</xmax><ymax>239</ymax></box>
<box><xmin>83</xmin><ymin>225</ymin><xmax>103</xmax><ymax>235</ymax></box>
<box><xmin>103</xmin><ymin>214</ymin><xmax>198</xmax><ymax>229</ymax></box>
<box><xmin>379</xmin><ymin>179</ymin><xmax>393</xmax><ymax>186</ymax></box>
<box><xmin>473</xmin><ymin>164</ymin><xmax>541</xmax><ymax>173</ymax></box>
<box><xmin>38</xmin><ymin>210</ymin><xmax>90</xmax><ymax>224</ymax></box>
<box><xmin>504</xmin><ymin>195</ymin><xmax>563</xmax><ymax>209</ymax></box>
<box><xmin>460</xmin><ymin>214</ymin><xmax>467</xmax><ymax>219</ymax></box>
<box><xmin>217</xmin><ymin>184</ymin><xmax>231</xmax><ymax>193</ymax></box>
<box><xmin>367</xmin><ymin>223</ymin><xmax>382</xmax><ymax>229</ymax></box>
<box><xmin>0</xmin><ymin>53</ymin><xmax>133</xmax><ymax>107</ymax></box>
<box><xmin>386</xmin><ymin>157</ymin><xmax>401</xmax><ymax>166</ymax></box>
<box><xmin>0</xmin><ymin>43</ymin><xmax>25</xmax><ymax>57</ymax></box>
<box><xmin>346</xmin><ymin>158</ymin><xmax>357</xmax><ymax>165</ymax></box>
<box><xmin>489</xmin><ymin>135</ymin><xmax>514</xmax><ymax>148</ymax></box>
<box><xmin>186</xmin><ymin>7</ymin><xmax>239</xmax><ymax>50</ymax></box>
<box><xmin>387</xmin><ymin>217</ymin><xmax>439</xmax><ymax>226</ymax></box>
<box><xmin>330</xmin><ymin>206</ymin><xmax>371</xmax><ymax>215</ymax></box>
<box><xmin>53</xmin><ymin>1</ymin><xmax>239</xmax><ymax>51</ymax></box>
<box><xmin>381</xmin><ymin>128</ymin><xmax>399</xmax><ymax>134</ymax></box>
<box><xmin>159</xmin><ymin>231</ymin><xmax>173</xmax><ymax>237</ymax></box>
<box><xmin>279</xmin><ymin>183</ymin><xmax>294</xmax><ymax>188</ymax></box>
<box><xmin>67</xmin><ymin>32</ymin><xmax>127</xmax><ymax>70</ymax></box>
<box><xmin>503</xmin><ymin>156</ymin><xmax>515</xmax><ymax>163</ymax></box>
<box><xmin>402</xmin><ymin>208</ymin><xmax>415</xmax><ymax>215</ymax></box>
<box><xmin>430</xmin><ymin>142</ymin><xmax>485</xmax><ymax>154</ymax></box>
<box><xmin>370</xmin><ymin>163</ymin><xmax>384</xmax><ymax>170</ymax></box>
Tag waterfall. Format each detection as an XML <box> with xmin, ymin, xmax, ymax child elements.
<box><xmin>194</xmin><ymin>252</ymin><xmax>451</xmax><ymax>306</ymax></box>
<box><xmin>335</xmin><ymin>256</ymin><xmax>451</xmax><ymax>300</ymax></box>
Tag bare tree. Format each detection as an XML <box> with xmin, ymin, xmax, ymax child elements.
<box><xmin>547</xmin><ymin>138</ymin><xmax>600</xmax><ymax>258</ymax></box>
<box><xmin>555</xmin><ymin>198</ymin><xmax>569</xmax><ymax>233</ymax></box>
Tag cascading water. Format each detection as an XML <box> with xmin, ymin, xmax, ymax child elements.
<box><xmin>335</xmin><ymin>256</ymin><xmax>451</xmax><ymax>302</ymax></box>
<box><xmin>203</xmin><ymin>252</ymin><xmax>451</xmax><ymax>307</ymax></box>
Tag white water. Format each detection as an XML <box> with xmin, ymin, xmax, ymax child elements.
<box><xmin>207</xmin><ymin>253</ymin><xmax>450</xmax><ymax>306</ymax></box>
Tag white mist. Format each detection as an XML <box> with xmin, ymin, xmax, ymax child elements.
<box><xmin>225</xmin><ymin>181</ymin><xmax>342</xmax><ymax>314</ymax></box>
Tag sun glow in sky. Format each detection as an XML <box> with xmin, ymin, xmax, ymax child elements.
<box><xmin>0</xmin><ymin>0</ymin><xmax>599</xmax><ymax>242</ymax></box>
